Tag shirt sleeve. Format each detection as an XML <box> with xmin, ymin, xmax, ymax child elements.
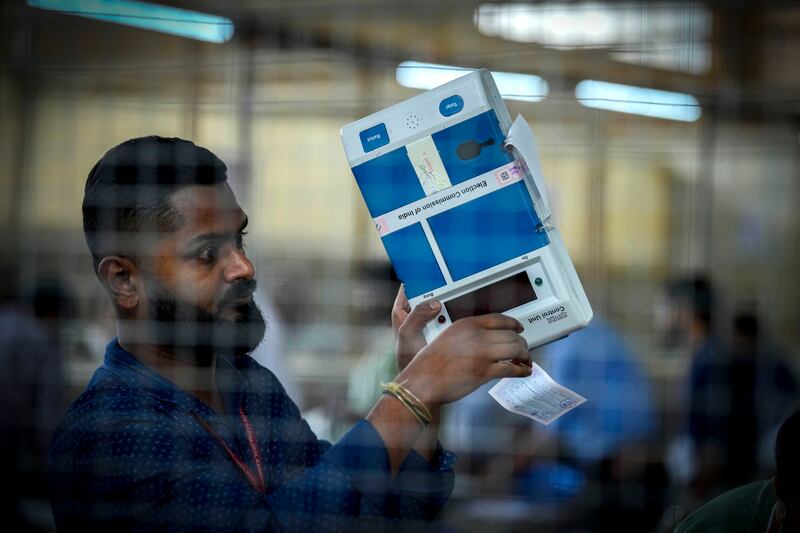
<box><xmin>50</xmin><ymin>408</ymin><xmax>453</xmax><ymax>533</ymax></box>
<box><xmin>322</xmin><ymin>421</ymin><xmax>455</xmax><ymax>524</ymax></box>
<box><xmin>393</xmin><ymin>444</ymin><xmax>457</xmax><ymax>520</ymax></box>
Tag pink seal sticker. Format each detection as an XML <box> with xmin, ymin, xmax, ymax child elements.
<box><xmin>374</xmin><ymin>216</ymin><xmax>389</xmax><ymax>236</ymax></box>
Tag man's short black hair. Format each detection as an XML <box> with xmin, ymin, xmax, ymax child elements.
<box><xmin>775</xmin><ymin>409</ymin><xmax>800</xmax><ymax>503</ymax></box>
<box><xmin>666</xmin><ymin>275</ymin><xmax>715</xmax><ymax>327</ymax></box>
<box><xmin>82</xmin><ymin>136</ymin><xmax>228</xmax><ymax>273</ymax></box>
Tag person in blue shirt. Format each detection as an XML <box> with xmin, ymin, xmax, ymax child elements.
<box><xmin>539</xmin><ymin>317</ymin><xmax>656</xmax><ymax>466</ymax></box>
<box><xmin>48</xmin><ymin>136</ymin><xmax>533</xmax><ymax>532</ymax></box>
<box><xmin>666</xmin><ymin>277</ymin><xmax>797</xmax><ymax>502</ymax></box>
<box><xmin>444</xmin><ymin>317</ymin><xmax>662</xmax><ymax>531</ymax></box>
<box><xmin>537</xmin><ymin>317</ymin><xmax>664</xmax><ymax>531</ymax></box>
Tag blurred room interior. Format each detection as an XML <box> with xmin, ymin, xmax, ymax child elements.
<box><xmin>1</xmin><ymin>1</ymin><xmax>799</xmax><ymax>531</ymax></box>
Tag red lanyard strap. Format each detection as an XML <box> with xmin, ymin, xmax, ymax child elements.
<box><xmin>238</xmin><ymin>406</ymin><xmax>266</xmax><ymax>492</ymax></box>
<box><xmin>192</xmin><ymin>408</ymin><xmax>266</xmax><ymax>494</ymax></box>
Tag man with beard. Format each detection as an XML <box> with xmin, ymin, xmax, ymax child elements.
<box><xmin>48</xmin><ymin>136</ymin><xmax>532</xmax><ymax>532</ymax></box>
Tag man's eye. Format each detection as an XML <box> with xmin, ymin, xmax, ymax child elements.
<box><xmin>198</xmin><ymin>246</ymin><xmax>218</xmax><ymax>262</ymax></box>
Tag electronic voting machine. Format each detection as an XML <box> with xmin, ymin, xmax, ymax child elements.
<box><xmin>340</xmin><ymin>69</ymin><xmax>592</xmax><ymax>349</ymax></box>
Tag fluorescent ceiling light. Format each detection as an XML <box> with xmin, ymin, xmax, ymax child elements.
<box><xmin>575</xmin><ymin>80</ymin><xmax>701</xmax><ymax>122</ymax></box>
<box><xmin>27</xmin><ymin>0</ymin><xmax>234</xmax><ymax>43</ymax></box>
<box><xmin>474</xmin><ymin>2</ymin><xmax>711</xmax><ymax>75</ymax></box>
<box><xmin>396</xmin><ymin>61</ymin><xmax>548</xmax><ymax>102</ymax></box>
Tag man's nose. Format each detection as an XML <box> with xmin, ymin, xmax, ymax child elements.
<box><xmin>224</xmin><ymin>248</ymin><xmax>255</xmax><ymax>283</ymax></box>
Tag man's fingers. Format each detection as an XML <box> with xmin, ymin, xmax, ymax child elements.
<box><xmin>487</xmin><ymin>337</ymin><xmax>530</xmax><ymax>362</ymax></box>
<box><xmin>398</xmin><ymin>299</ymin><xmax>442</xmax><ymax>337</ymax></box>
<box><xmin>470</xmin><ymin>328</ymin><xmax>528</xmax><ymax>361</ymax></box>
<box><xmin>391</xmin><ymin>285</ymin><xmax>413</xmax><ymax>331</ymax></box>
<box><xmin>489</xmin><ymin>360</ymin><xmax>533</xmax><ymax>379</ymax></box>
<box><xmin>481</xmin><ymin>330</ymin><xmax>527</xmax><ymax>347</ymax></box>
<box><xmin>393</xmin><ymin>285</ymin><xmax>410</xmax><ymax>312</ymax></box>
<box><xmin>482</xmin><ymin>336</ymin><xmax>525</xmax><ymax>359</ymax></box>
<box><xmin>470</xmin><ymin>313</ymin><xmax>524</xmax><ymax>333</ymax></box>
<box><xmin>391</xmin><ymin>307</ymin><xmax>407</xmax><ymax>330</ymax></box>
<box><xmin>515</xmin><ymin>336</ymin><xmax>530</xmax><ymax>359</ymax></box>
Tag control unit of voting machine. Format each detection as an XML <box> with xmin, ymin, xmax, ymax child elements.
<box><xmin>341</xmin><ymin>69</ymin><xmax>592</xmax><ymax>349</ymax></box>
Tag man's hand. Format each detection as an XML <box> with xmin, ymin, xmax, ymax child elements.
<box><xmin>396</xmin><ymin>313</ymin><xmax>532</xmax><ymax>410</ymax></box>
<box><xmin>392</xmin><ymin>285</ymin><xmax>442</xmax><ymax>371</ymax></box>
<box><xmin>370</xmin><ymin>297</ymin><xmax>531</xmax><ymax>474</ymax></box>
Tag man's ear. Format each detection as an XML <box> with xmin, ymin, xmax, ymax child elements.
<box><xmin>97</xmin><ymin>256</ymin><xmax>140</xmax><ymax>312</ymax></box>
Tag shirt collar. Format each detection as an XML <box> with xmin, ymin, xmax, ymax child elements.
<box><xmin>101</xmin><ymin>337</ymin><xmax>251</xmax><ymax>419</ymax></box>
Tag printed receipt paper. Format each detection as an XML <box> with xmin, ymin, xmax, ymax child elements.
<box><xmin>488</xmin><ymin>116</ymin><xmax>587</xmax><ymax>425</ymax></box>
<box><xmin>490</xmin><ymin>362</ymin><xmax>586</xmax><ymax>425</ymax></box>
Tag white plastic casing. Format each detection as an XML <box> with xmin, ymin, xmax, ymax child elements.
<box><xmin>341</xmin><ymin>70</ymin><xmax>592</xmax><ymax>349</ymax></box>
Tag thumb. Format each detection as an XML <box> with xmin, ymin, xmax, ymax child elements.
<box><xmin>400</xmin><ymin>300</ymin><xmax>442</xmax><ymax>337</ymax></box>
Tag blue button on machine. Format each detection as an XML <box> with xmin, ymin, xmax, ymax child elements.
<box><xmin>439</xmin><ymin>95</ymin><xmax>464</xmax><ymax>117</ymax></box>
<box><xmin>359</xmin><ymin>123</ymin><xmax>390</xmax><ymax>153</ymax></box>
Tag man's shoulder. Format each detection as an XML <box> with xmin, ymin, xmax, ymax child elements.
<box><xmin>675</xmin><ymin>480</ymin><xmax>776</xmax><ymax>533</ymax></box>
<box><xmin>51</xmin><ymin>366</ymin><xmax>172</xmax><ymax>451</ymax></box>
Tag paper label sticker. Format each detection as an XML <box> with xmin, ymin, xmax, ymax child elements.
<box><xmin>495</xmin><ymin>162</ymin><xmax>524</xmax><ymax>185</ymax></box>
<box><xmin>489</xmin><ymin>361</ymin><xmax>586</xmax><ymax>425</ymax></box>
<box><xmin>406</xmin><ymin>136</ymin><xmax>451</xmax><ymax>196</ymax></box>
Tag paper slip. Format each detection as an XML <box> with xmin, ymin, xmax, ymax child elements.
<box><xmin>489</xmin><ymin>362</ymin><xmax>587</xmax><ymax>425</ymax></box>
<box><xmin>406</xmin><ymin>135</ymin><xmax>451</xmax><ymax>196</ymax></box>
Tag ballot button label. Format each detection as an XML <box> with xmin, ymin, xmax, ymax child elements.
<box><xmin>359</xmin><ymin>123</ymin><xmax>390</xmax><ymax>153</ymax></box>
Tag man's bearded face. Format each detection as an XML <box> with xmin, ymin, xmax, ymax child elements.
<box><xmin>135</xmin><ymin>183</ymin><xmax>266</xmax><ymax>365</ymax></box>
<box><xmin>144</xmin><ymin>277</ymin><xmax>266</xmax><ymax>365</ymax></box>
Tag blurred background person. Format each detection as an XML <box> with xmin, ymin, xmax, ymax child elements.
<box><xmin>730</xmin><ymin>311</ymin><xmax>799</xmax><ymax>479</ymax></box>
<box><xmin>675</xmin><ymin>409</ymin><xmax>800</xmax><ymax>533</ymax></box>
<box><xmin>444</xmin><ymin>316</ymin><xmax>664</xmax><ymax>532</ymax></box>
<box><xmin>0</xmin><ymin>273</ymin><xmax>68</xmax><ymax>531</ymax></box>
<box><xmin>663</xmin><ymin>275</ymin><xmax>732</xmax><ymax>500</ymax></box>
<box><xmin>533</xmin><ymin>316</ymin><xmax>665</xmax><ymax>532</ymax></box>
<box><xmin>665</xmin><ymin>277</ymin><xmax>798</xmax><ymax>510</ymax></box>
